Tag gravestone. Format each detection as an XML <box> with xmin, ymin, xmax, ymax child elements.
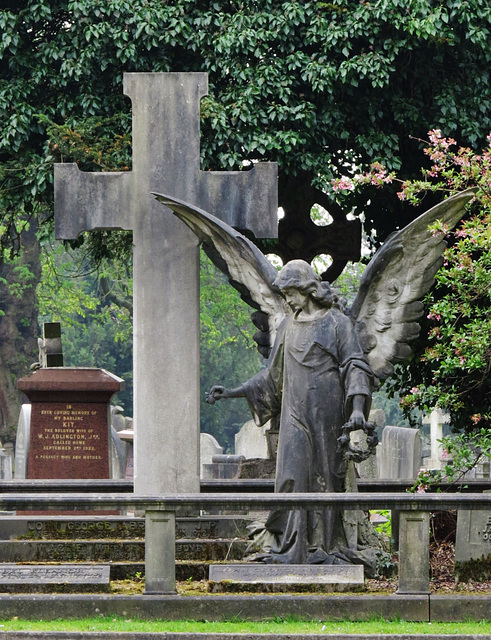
<box><xmin>455</xmin><ymin>490</ymin><xmax>491</xmax><ymax>581</ymax></box>
<box><xmin>235</xmin><ymin>419</ymin><xmax>269</xmax><ymax>460</ymax></box>
<box><xmin>200</xmin><ymin>433</ymin><xmax>223</xmax><ymax>479</ymax></box>
<box><xmin>422</xmin><ymin>408</ymin><xmax>450</xmax><ymax>470</ymax></box>
<box><xmin>0</xmin><ymin>564</ymin><xmax>110</xmax><ymax>593</ymax></box>
<box><xmin>209</xmin><ymin>564</ymin><xmax>364</xmax><ymax>593</ymax></box>
<box><xmin>17</xmin><ymin>368</ymin><xmax>123</xmax><ymax>479</ymax></box>
<box><xmin>378</xmin><ymin>426</ymin><xmax>422</xmax><ymax>481</ymax></box>
<box><xmin>202</xmin><ymin>454</ymin><xmax>244</xmax><ymax>480</ymax></box>
<box><xmin>14</xmin><ymin>404</ymin><xmax>31</xmax><ymax>479</ymax></box>
<box><xmin>377</xmin><ymin>426</ymin><xmax>422</xmax><ymax>552</ymax></box>
<box><xmin>117</xmin><ymin>426</ymin><xmax>134</xmax><ymax>480</ymax></box>
<box><xmin>54</xmin><ymin>72</ymin><xmax>278</xmax><ymax>496</ymax></box>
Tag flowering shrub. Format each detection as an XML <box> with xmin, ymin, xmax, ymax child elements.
<box><xmin>410</xmin><ymin>428</ymin><xmax>491</xmax><ymax>493</ymax></box>
<box><xmin>334</xmin><ymin>131</ymin><xmax>491</xmax><ymax>438</ymax></box>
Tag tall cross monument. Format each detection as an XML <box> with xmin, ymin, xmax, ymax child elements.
<box><xmin>54</xmin><ymin>73</ymin><xmax>278</xmax><ymax>495</ymax></box>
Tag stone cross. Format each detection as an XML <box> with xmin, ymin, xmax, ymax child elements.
<box><xmin>54</xmin><ymin>73</ymin><xmax>278</xmax><ymax>495</ymax></box>
<box><xmin>38</xmin><ymin>322</ymin><xmax>64</xmax><ymax>368</ymax></box>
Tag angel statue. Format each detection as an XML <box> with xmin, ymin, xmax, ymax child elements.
<box><xmin>154</xmin><ymin>188</ymin><xmax>475</xmax><ymax>569</ymax></box>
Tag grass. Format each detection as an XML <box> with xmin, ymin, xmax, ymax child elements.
<box><xmin>0</xmin><ymin>616</ymin><xmax>490</xmax><ymax>634</ymax></box>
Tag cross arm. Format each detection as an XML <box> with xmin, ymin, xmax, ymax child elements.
<box><xmin>197</xmin><ymin>163</ymin><xmax>278</xmax><ymax>239</ymax></box>
<box><xmin>54</xmin><ymin>164</ymin><xmax>133</xmax><ymax>239</ymax></box>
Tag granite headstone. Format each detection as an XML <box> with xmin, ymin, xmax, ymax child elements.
<box><xmin>17</xmin><ymin>368</ymin><xmax>123</xmax><ymax>479</ymax></box>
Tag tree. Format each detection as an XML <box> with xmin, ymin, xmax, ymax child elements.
<box><xmin>2</xmin><ymin>0</ymin><xmax>491</xmax><ymax>438</ymax></box>
<box><xmin>341</xmin><ymin>130</ymin><xmax>491</xmax><ymax>435</ymax></box>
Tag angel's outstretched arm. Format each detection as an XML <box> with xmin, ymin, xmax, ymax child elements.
<box><xmin>206</xmin><ymin>384</ymin><xmax>246</xmax><ymax>404</ymax></box>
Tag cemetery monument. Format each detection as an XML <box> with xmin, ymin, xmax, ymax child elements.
<box><xmin>156</xmin><ymin>187</ymin><xmax>475</xmax><ymax>567</ymax></box>
<box><xmin>54</xmin><ymin>72</ymin><xmax>278</xmax><ymax>495</ymax></box>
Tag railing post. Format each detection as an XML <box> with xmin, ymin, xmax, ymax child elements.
<box><xmin>144</xmin><ymin>509</ymin><xmax>176</xmax><ymax>595</ymax></box>
<box><xmin>397</xmin><ymin>510</ymin><xmax>430</xmax><ymax>595</ymax></box>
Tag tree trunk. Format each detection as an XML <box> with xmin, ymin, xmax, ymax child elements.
<box><xmin>0</xmin><ymin>225</ymin><xmax>41</xmax><ymax>444</ymax></box>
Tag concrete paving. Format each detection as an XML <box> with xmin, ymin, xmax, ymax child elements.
<box><xmin>0</xmin><ymin>593</ymin><xmax>487</xmax><ymax>622</ymax></box>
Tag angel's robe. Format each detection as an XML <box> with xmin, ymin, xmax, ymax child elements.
<box><xmin>242</xmin><ymin>306</ymin><xmax>373</xmax><ymax>564</ymax></box>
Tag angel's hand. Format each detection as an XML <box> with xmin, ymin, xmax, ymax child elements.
<box><xmin>349</xmin><ymin>409</ymin><xmax>366</xmax><ymax>430</ymax></box>
<box><xmin>207</xmin><ymin>385</ymin><xmax>228</xmax><ymax>404</ymax></box>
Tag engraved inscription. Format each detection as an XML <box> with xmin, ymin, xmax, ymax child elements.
<box><xmin>34</xmin><ymin>404</ymin><xmax>102</xmax><ymax>462</ymax></box>
<box><xmin>480</xmin><ymin>515</ymin><xmax>491</xmax><ymax>542</ymax></box>
<box><xmin>0</xmin><ymin>564</ymin><xmax>109</xmax><ymax>584</ymax></box>
<box><xmin>28</xmin><ymin>399</ymin><xmax>110</xmax><ymax>480</ymax></box>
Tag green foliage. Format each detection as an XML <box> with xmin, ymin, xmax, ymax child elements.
<box><xmin>38</xmin><ymin>236</ymin><xmax>133</xmax><ymax>414</ymax></box>
<box><xmin>2</xmin><ymin>0</ymin><xmax>491</xmax><ymax>444</ymax></box>
<box><xmin>37</xmin><ymin>241</ymin><xmax>261</xmax><ymax>448</ymax></box>
<box><xmin>342</xmin><ymin>130</ymin><xmax>491</xmax><ymax>435</ymax></box>
<box><xmin>411</xmin><ymin>428</ymin><xmax>491</xmax><ymax>492</ymax></box>
<box><xmin>2</xmin><ymin>0</ymin><xmax>491</xmax><ymax>261</ymax></box>
<box><xmin>200</xmin><ymin>250</ymin><xmax>263</xmax><ymax>451</ymax></box>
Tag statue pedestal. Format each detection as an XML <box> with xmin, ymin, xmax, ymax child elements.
<box><xmin>208</xmin><ymin>563</ymin><xmax>364</xmax><ymax>592</ymax></box>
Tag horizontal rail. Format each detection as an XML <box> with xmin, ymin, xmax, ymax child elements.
<box><xmin>2</xmin><ymin>479</ymin><xmax>490</xmax><ymax>493</ymax></box>
<box><xmin>0</xmin><ymin>492</ymin><xmax>490</xmax><ymax>511</ymax></box>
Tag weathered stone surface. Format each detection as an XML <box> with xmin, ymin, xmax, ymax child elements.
<box><xmin>0</xmin><ymin>563</ymin><xmax>110</xmax><ymax>594</ymax></box>
<box><xmin>0</xmin><ymin>563</ymin><xmax>109</xmax><ymax>583</ymax></box>
<box><xmin>397</xmin><ymin>511</ymin><xmax>430</xmax><ymax>594</ymax></box>
<box><xmin>54</xmin><ymin>72</ymin><xmax>278</xmax><ymax>498</ymax></box>
<box><xmin>0</xmin><ymin>593</ymin><xmax>431</xmax><ymax>622</ymax></box>
<box><xmin>0</xmin><ymin>516</ymin><xmax>145</xmax><ymax>540</ymax></box>
<box><xmin>17</xmin><ymin>368</ymin><xmax>123</xmax><ymax>480</ymax></box>
<box><xmin>455</xmin><ymin>490</ymin><xmax>491</xmax><ymax>581</ymax></box>
<box><xmin>0</xmin><ymin>514</ymin><xmax>252</xmax><ymax>541</ymax></box>
<box><xmin>0</xmin><ymin>538</ymin><xmax>248</xmax><ymax>562</ymax></box>
<box><xmin>200</xmin><ymin>433</ymin><xmax>223</xmax><ymax>479</ymax></box>
<box><xmin>234</xmin><ymin>420</ymin><xmax>269</xmax><ymax>460</ymax></box>
<box><xmin>378</xmin><ymin>426</ymin><xmax>422</xmax><ymax>481</ymax></box>
<box><xmin>209</xmin><ymin>563</ymin><xmax>364</xmax><ymax>592</ymax></box>
<box><xmin>14</xmin><ymin>404</ymin><xmax>31</xmax><ymax>479</ymax></box>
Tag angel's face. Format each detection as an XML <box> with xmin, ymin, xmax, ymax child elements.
<box><xmin>282</xmin><ymin>287</ymin><xmax>310</xmax><ymax>312</ymax></box>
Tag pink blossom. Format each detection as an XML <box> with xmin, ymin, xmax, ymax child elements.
<box><xmin>427</xmin><ymin>311</ymin><xmax>441</xmax><ymax>321</ymax></box>
<box><xmin>332</xmin><ymin>177</ymin><xmax>355</xmax><ymax>192</ymax></box>
<box><xmin>417</xmin><ymin>484</ymin><xmax>427</xmax><ymax>493</ymax></box>
<box><xmin>441</xmin><ymin>448</ymin><xmax>449</xmax><ymax>459</ymax></box>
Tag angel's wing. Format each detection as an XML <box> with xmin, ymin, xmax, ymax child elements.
<box><xmin>349</xmin><ymin>188</ymin><xmax>477</xmax><ymax>382</ymax></box>
<box><xmin>153</xmin><ymin>193</ymin><xmax>289</xmax><ymax>350</ymax></box>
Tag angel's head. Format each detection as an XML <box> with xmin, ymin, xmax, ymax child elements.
<box><xmin>274</xmin><ymin>260</ymin><xmax>340</xmax><ymax>311</ymax></box>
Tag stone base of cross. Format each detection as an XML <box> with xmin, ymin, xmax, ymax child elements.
<box><xmin>54</xmin><ymin>73</ymin><xmax>278</xmax><ymax>495</ymax></box>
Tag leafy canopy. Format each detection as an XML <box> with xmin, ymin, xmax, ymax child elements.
<box><xmin>337</xmin><ymin>130</ymin><xmax>491</xmax><ymax>435</ymax></box>
<box><xmin>2</xmin><ymin>0</ymin><xmax>491</xmax><ymax>259</ymax></box>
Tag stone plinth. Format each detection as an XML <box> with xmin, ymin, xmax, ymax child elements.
<box><xmin>18</xmin><ymin>368</ymin><xmax>123</xmax><ymax>480</ymax></box>
<box><xmin>208</xmin><ymin>563</ymin><xmax>364</xmax><ymax>593</ymax></box>
<box><xmin>0</xmin><ymin>564</ymin><xmax>110</xmax><ymax>593</ymax></box>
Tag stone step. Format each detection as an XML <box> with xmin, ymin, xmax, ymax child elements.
<box><xmin>208</xmin><ymin>563</ymin><xmax>365</xmax><ymax>593</ymax></box>
<box><xmin>110</xmin><ymin>561</ymin><xmax>211</xmax><ymax>581</ymax></box>
<box><xmin>0</xmin><ymin>563</ymin><xmax>111</xmax><ymax>594</ymax></box>
<box><xmin>0</xmin><ymin>515</ymin><xmax>253</xmax><ymax>540</ymax></box>
<box><xmin>1</xmin><ymin>561</ymin><xmax>215</xmax><ymax>582</ymax></box>
<box><xmin>0</xmin><ymin>538</ymin><xmax>249</xmax><ymax>563</ymax></box>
